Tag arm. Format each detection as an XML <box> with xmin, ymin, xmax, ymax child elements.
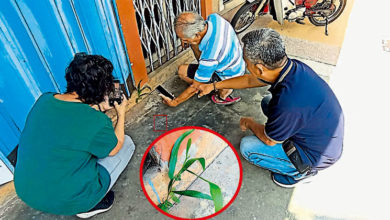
<box><xmin>161</xmin><ymin>81</ymin><xmax>202</xmax><ymax>107</ymax></box>
<box><xmin>109</xmin><ymin>95</ymin><xmax>128</xmax><ymax>156</ymax></box>
<box><xmin>216</xmin><ymin>74</ymin><xmax>266</xmax><ymax>89</ymax></box>
<box><xmin>197</xmin><ymin>74</ymin><xmax>267</xmax><ymax>97</ymax></box>
<box><xmin>240</xmin><ymin>117</ymin><xmax>276</xmax><ymax>146</ymax></box>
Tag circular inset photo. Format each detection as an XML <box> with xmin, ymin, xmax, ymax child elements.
<box><xmin>140</xmin><ymin>126</ymin><xmax>242</xmax><ymax>219</ymax></box>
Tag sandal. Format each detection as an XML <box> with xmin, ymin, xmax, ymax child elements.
<box><xmin>211</xmin><ymin>94</ymin><xmax>241</xmax><ymax>105</ymax></box>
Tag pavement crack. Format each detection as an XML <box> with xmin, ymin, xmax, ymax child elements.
<box><xmin>187</xmin><ymin>101</ymin><xmax>211</xmax><ymax>122</ymax></box>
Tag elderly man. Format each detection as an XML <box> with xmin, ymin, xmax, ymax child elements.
<box><xmin>160</xmin><ymin>12</ymin><xmax>245</xmax><ymax>107</ymax></box>
<box><xmin>198</xmin><ymin>28</ymin><xmax>344</xmax><ymax>187</ymax></box>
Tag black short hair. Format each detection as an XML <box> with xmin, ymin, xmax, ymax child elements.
<box><xmin>65</xmin><ymin>53</ymin><xmax>114</xmax><ymax>105</ymax></box>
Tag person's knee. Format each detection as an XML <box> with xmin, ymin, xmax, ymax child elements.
<box><xmin>178</xmin><ymin>65</ymin><xmax>188</xmax><ymax>79</ymax></box>
<box><xmin>122</xmin><ymin>135</ymin><xmax>135</xmax><ymax>156</ymax></box>
<box><xmin>240</xmin><ymin>135</ymin><xmax>261</xmax><ymax>158</ymax></box>
<box><xmin>123</xmin><ymin>135</ymin><xmax>131</xmax><ymax>145</ymax></box>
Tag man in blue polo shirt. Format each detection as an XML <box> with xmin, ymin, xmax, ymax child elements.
<box><xmin>160</xmin><ymin>12</ymin><xmax>245</xmax><ymax>107</ymax></box>
<box><xmin>197</xmin><ymin>28</ymin><xmax>344</xmax><ymax>187</ymax></box>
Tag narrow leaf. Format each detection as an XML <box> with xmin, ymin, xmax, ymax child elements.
<box><xmin>185</xmin><ymin>138</ymin><xmax>192</xmax><ymax>160</ymax></box>
<box><xmin>168</xmin><ymin>129</ymin><xmax>195</xmax><ymax>179</ymax></box>
<box><xmin>173</xmin><ymin>190</ymin><xmax>212</xmax><ymax>200</ymax></box>
<box><xmin>178</xmin><ymin>158</ymin><xmax>206</xmax><ymax>177</ymax></box>
<box><xmin>140</xmin><ymin>85</ymin><xmax>152</xmax><ymax>92</ymax></box>
<box><xmin>167</xmin><ymin>178</ymin><xmax>174</xmax><ymax>193</ymax></box>
<box><xmin>186</xmin><ymin>169</ymin><xmax>224</xmax><ymax>213</ymax></box>
<box><xmin>208</xmin><ymin>182</ymin><xmax>223</xmax><ymax>212</ymax></box>
<box><xmin>137</xmin><ymin>79</ymin><xmax>142</xmax><ymax>90</ymax></box>
<box><xmin>138</xmin><ymin>93</ymin><xmax>149</xmax><ymax>97</ymax></box>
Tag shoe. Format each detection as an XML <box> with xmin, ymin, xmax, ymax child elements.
<box><xmin>271</xmin><ymin>171</ymin><xmax>318</xmax><ymax>188</ymax></box>
<box><xmin>211</xmin><ymin>94</ymin><xmax>241</xmax><ymax>105</ymax></box>
<box><xmin>76</xmin><ymin>191</ymin><xmax>115</xmax><ymax>219</ymax></box>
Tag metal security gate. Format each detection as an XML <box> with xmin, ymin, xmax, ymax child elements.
<box><xmin>133</xmin><ymin>0</ymin><xmax>201</xmax><ymax>73</ymax></box>
<box><xmin>0</xmin><ymin>0</ymin><xmax>133</xmax><ymax>180</ymax></box>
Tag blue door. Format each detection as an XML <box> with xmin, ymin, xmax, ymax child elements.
<box><xmin>0</xmin><ymin>0</ymin><xmax>133</xmax><ymax>174</ymax></box>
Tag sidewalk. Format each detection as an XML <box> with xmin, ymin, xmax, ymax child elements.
<box><xmin>3</xmin><ymin>1</ymin><xmax>388</xmax><ymax>219</ymax></box>
<box><xmin>0</xmin><ymin>54</ymin><xmax>335</xmax><ymax>219</ymax></box>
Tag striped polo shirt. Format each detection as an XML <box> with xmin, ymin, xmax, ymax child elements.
<box><xmin>194</xmin><ymin>13</ymin><xmax>245</xmax><ymax>83</ymax></box>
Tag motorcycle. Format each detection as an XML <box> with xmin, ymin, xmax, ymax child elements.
<box><xmin>230</xmin><ymin>0</ymin><xmax>347</xmax><ymax>35</ymax></box>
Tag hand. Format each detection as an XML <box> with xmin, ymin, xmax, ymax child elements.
<box><xmin>159</xmin><ymin>94</ymin><xmax>178</xmax><ymax>107</ymax></box>
<box><xmin>197</xmin><ymin>83</ymin><xmax>214</xmax><ymax>97</ymax></box>
<box><xmin>240</xmin><ymin>117</ymin><xmax>254</xmax><ymax>131</ymax></box>
<box><xmin>114</xmin><ymin>94</ymin><xmax>128</xmax><ymax>117</ymax></box>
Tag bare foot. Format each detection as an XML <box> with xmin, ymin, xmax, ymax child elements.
<box><xmin>218</xmin><ymin>89</ymin><xmax>233</xmax><ymax>100</ymax></box>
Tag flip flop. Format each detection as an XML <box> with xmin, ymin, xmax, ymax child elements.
<box><xmin>211</xmin><ymin>94</ymin><xmax>241</xmax><ymax>105</ymax></box>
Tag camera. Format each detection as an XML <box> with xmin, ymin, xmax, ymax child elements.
<box><xmin>108</xmin><ymin>80</ymin><xmax>124</xmax><ymax>107</ymax></box>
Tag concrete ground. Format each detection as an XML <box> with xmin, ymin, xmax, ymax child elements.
<box><xmin>169</xmin><ymin>146</ymin><xmax>240</xmax><ymax>219</ymax></box>
<box><xmin>3</xmin><ymin>1</ymin><xmax>389</xmax><ymax>220</ymax></box>
<box><xmin>0</xmin><ymin>57</ymin><xmax>334</xmax><ymax>220</ymax></box>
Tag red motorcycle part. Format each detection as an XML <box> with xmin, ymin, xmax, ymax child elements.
<box><xmin>263</xmin><ymin>3</ymin><xmax>269</xmax><ymax>13</ymax></box>
<box><xmin>295</xmin><ymin>0</ymin><xmax>319</xmax><ymax>8</ymax></box>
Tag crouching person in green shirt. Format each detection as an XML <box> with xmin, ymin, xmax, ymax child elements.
<box><xmin>14</xmin><ymin>53</ymin><xmax>135</xmax><ymax>218</ymax></box>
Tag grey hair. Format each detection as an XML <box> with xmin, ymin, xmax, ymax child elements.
<box><xmin>174</xmin><ymin>11</ymin><xmax>206</xmax><ymax>38</ymax></box>
<box><xmin>242</xmin><ymin>28</ymin><xmax>287</xmax><ymax>69</ymax></box>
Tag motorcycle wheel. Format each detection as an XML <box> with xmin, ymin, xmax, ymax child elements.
<box><xmin>308</xmin><ymin>0</ymin><xmax>347</xmax><ymax>26</ymax></box>
<box><xmin>230</xmin><ymin>1</ymin><xmax>262</xmax><ymax>34</ymax></box>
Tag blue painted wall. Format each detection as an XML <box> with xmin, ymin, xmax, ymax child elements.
<box><xmin>0</xmin><ymin>0</ymin><xmax>133</xmax><ymax>171</ymax></box>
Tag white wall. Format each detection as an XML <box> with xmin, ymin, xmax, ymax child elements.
<box><xmin>0</xmin><ymin>160</ymin><xmax>13</xmax><ymax>185</ymax></box>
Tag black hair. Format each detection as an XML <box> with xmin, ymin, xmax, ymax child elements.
<box><xmin>65</xmin><ymin>52</ymin><xmax>114</xmax><ymax>105</ymax></box>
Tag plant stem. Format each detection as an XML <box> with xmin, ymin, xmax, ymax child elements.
<box><xmin>186</xmin><ymin>169</ymin><xmax>209</xmax><ymax>182</ymax></box>
<box><xmin>167</xmin><ymin>180</ymin><xmax>175</xmax><ymax>196</ymax></box>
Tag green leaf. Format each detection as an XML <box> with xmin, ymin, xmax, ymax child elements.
<box><xmin>140</xmin><ymin>85</ymin><xmax>152</xmax><ymax>93</ymax></box>
<box><xmin>186</xmin><ymin>169</ymin><xmax>224</xmax><ymax>213</ymax></box>
<box><xmin>172</xmin><ymin>190</ymin><xmax>212</xmax><ymax>200</ymax></box>
<box><xmin>177</xmin><ymin>158</ymin><xmax>206</xmax><ymax>177</ymax></box>
<box><xmin>137</xmin><ymin>80</ymin><xmax>143</xmax><ymax>91</ymax></box>
<box><xmin>167</xmin><ymin>178</ymin><xmax>174</xmax><ymax>192</ymax></box>
<box><xmin>158</xmin><ymin>200</ymin><xmax>172</xmax><ymax>212</ymax></box>
<box><xmin>157</xmin><ymin>203</ymin><xmax>165</xmax><ymax>211</ymax></box>
<box><xmin>208</xmin><ymin>181</ymin><xmax>223</xmax><ymax>212</ymax></box>
<box><xmin>138</xmin><ymin>93</ymin><xmax>149</xmax><ymax>97</ymax></box>
<box><xmin>166</xmin><ymin>201</ymin><xmax>173</xmax><ymax>208</ymax></box>
<box><xmin>168</xmin><ymin>129</ymin><xmax>195</xmax><ymax>179</ymax></box>
<box><xmin>136</xmin><ymin>79</ymin><xmax>142</xmax><ymax>93</ymax></box>
<box><xmin>185</xmin><ymin>138</ymin><xmax>192</xmax><ymax>160</ymax></box>
<box><xmin>171</xmin><ymin>194</ymin><xmax>180</xmax><ymax>203</ymax></box>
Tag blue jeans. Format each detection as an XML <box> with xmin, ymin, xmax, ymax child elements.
<box><xmin>240</xmin><ymin>136</ymin><xmax>305</xmax><ymax>180</ymax></box>
<box><xmin>241</xmin><ymin>94</ymin><xmax>306</xmax><ymax>180</ymax></box>
<box><xmin>98</xmin><ymin>135</ymin><xmax>135</xmax><ymax>191</ymax></box>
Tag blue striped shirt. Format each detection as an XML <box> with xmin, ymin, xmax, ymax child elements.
<box><xmin>194</xmin><ymin>13</ymin><xmax>245</xmax><ymax>83</ymax></box>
